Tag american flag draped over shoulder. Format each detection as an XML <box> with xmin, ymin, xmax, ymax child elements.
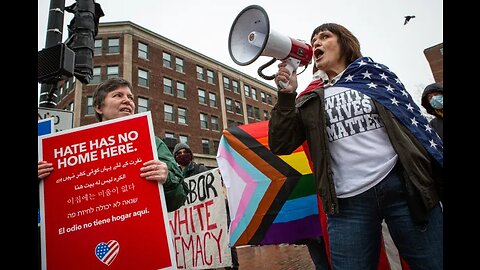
<box><xmin>335</xmin><ymin>57</ymin><xmax>443</xmax><ymax>167</ymax></box>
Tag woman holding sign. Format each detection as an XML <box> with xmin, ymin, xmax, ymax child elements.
<box><xmin>38</xmin><ymin>77</ymin><xmax>188</xmax><ymax>212</ymax></box>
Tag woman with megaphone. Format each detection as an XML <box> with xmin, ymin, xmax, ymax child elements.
<box><xmin>269</xmin><ymin>23</ymin><xmax>443</xmax><ymax>270</ymax></box>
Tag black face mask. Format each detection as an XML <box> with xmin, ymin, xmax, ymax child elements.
<box><xmin>176</xmin><ymin>153</ymin><xmax>192</xmax><ymax>166</ymax></box>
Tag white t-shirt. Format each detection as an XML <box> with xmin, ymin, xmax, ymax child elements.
<box><xmin>324</xmin><ymin>86</ymin><xmax>398</xmax><ymax>198</ymax></box>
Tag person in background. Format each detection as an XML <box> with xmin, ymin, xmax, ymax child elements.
<box><xmin>173</xmin><ymin>142</ymin><xmax>240</xmax><ymax>269</ymax></box>
<box><xmin>38</xmin><ymin>77</ymin><xmax>188</xmax><ymax>212</ymax></box>
<box><xmin>173</xmin><ymin>142</ymin><xmax>209</xmax><ymax>177</ymax></box>
<box><xmin>421</xmin><ymin>82</ymin><xmax>443</xmax><ymax>140</ymax></box>
<box><xmin>269</xmin><ymin>23</ymin><xmax>443</xmax><ymax>269</ymax></box>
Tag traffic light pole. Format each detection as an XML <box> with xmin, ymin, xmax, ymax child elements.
<box><xmin>39</xmin><ymin>0</ymin><xmax>66</xmax><ymax>108</ymax></box>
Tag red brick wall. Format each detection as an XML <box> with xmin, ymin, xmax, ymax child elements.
<box><xmin>423</xmin><ymin>43</ymin><xmax>443</xmax><ymax>84</ymax></box>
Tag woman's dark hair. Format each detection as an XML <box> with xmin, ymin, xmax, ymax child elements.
<box><xmin>93</xmin><ymin>77</ymin><xmax>133</xmax><ymax>121</ymax></box>
<box><xmin>311</xmin><ymin>23</ymin><xmax>362</xmax><ymax>67</ymax></box>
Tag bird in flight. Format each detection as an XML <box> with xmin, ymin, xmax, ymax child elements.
<box><xmin>404</xmin><ymin>15</ymin><xmax>415</xmax><ymax>25</ymax></box>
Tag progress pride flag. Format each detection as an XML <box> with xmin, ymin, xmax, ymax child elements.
<box><xmin>39</xmin><ymin>112</ymin><xmax>175</xmax><ymax>270</ymax></box>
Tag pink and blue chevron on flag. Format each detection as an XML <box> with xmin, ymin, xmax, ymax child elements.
<box><xmin>216</xmin><ymin>121</ymin><xmax>322</xmax><ymax>246</ymax></box>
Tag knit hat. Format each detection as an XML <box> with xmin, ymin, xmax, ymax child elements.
<box><xmin>173</xmin><ymin>142</ymin><xmax>192</xmax><ymax>156</ymax></box>
<box><xmin>421</xmin><ymin>83</ymin><xmax>443</xmax><ymax>115</ymax></box>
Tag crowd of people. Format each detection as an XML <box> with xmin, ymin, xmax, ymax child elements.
<box><xmin>38</xmin><ymin>22</ymin><xmax>443</xmax><ymax>270</ymax></box>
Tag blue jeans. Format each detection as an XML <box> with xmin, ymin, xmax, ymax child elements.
<box><xmin>327</xmin><ymin>167</ymin><xmax>443</xmax><ymax>270</ymax></box>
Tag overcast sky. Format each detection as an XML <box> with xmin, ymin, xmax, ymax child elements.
<box><xmin>38</xmin><ymin>0</ymin><xmax>442</xmax><ymax>107</ymax></box>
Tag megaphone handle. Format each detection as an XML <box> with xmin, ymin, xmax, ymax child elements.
<box><xmin>278</xmin><ymin>57</ymin><xmax>301</xmax><ymax>89</ymax></box>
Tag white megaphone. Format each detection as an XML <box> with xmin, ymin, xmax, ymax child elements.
<box><xmin>228</xmin><ymin>5</ymin><xmax>313</xmax><ymax>89</ymax></box>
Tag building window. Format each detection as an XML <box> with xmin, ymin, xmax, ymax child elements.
<box><xmin>177</xmin><ymin>81</ymin><xmax>186</xmax><ymax>98</ymax></box>
<box><xmin>94</xmin><ymin>39</ymin><xmax>102</xmax><ymax>56</ymax></box>
<box><xmin>267</xmin><ymin>94</ymin><xmax>273</xmax><ymax>105</ymax></box>
<box><xmin>254</xmin><ymin>107</ymin><xmax>260</xmax><ymax>119</ymax></box>
<box><xmin>227</xmin><ymin>119</ymin><xmax>235</xmax><ymax>128</ymax></box>
<box><xmin>244</xmin><ymin>85</ymin><xmax>251</xmax><ymax>98</ymax></box>
<box><xmin>164</xmin><ymin>104</ymin><xmax>174</xmax><ymax>121</ymax></box>
<box><xmin>163</xmin><ymin>77</ymin><xmax>173</xmax><ymax>95</ymax></box>
<box><xmin>175</xmin><ymin>57</ymin><xmax>184</xmax><ymax>73</ymax></box>
<box><xmin>91</xmin><ymin>67</ymin><xmax>101</xmax><ymax>84</ymax></box>
<box><xmin>179</xmin><ymin>135</ymin><xmax>188</xmax><ymax>144</ymax></box>
<box><xmin>213</xmin><ymin>140</ymin><xmax>220</xmax><ymax>154</ymax></box>
<box><xmin>138</xmin><ymin>97</ymin><xmax>149</xmax><ymax>113</ymax></box>
<box><xmin>108</xmin><ymin>38</ymin><xmax>120</xmax><ymax>54</ymax></box>
<box><xmin>232</xmin><ymin>80</ymin><xmax>239</xmax><ymax>94</ymax></box>
<box><xmin>138</xmin><ymin>69</ymin><xmax>149</xmax><ymax>87</ymax></box>
<box><xmin>209</xmin><ymin>92</ymin><xmax>217</xmax><ymax>107</ymax></box>
<box><xmin>196</xmin><ymin>65</ymin><xmax>204</xmax><ymax>80</ymax></box>
<box><xmin>165</xmin><ymin>132</ymin><xmax>175</xmax><ymax>139</ymax></box>
<box><xmin>138</xmin><ymin>42</ymin><xmax>149</xmax><ymax>59</ymax></box>
<box><xmin>200</xmin><ymin>113</ymin><xmax>209</xmax><ymax>129</ymax></box>
<box><xmin>263</xmin><ymin>110</ymin><xmax>270</xmax><ymax>120</ymax></box>
<box><xmin>68</xmin><ymin>102</ymin><xmax>74</xmax><ymax>112</ymax></box>
<box><xmin>86</xmin><ymin>96</ymin><xmax>94</xmax><ymax>115</ymax></box>
<box><xmin>163</xmin><ymin>52</ymin><xmax>172</xmax><ymax>68</ymax></box>
<box><xmin>178</xmin><ymin>107</ymin><xmax>187</xmax><ymax>125</ymax></box>
<box><xmin>226</xmin><ymin>98</ymin><xmax>233</xmax><ymax>112</ymax></box>
<box><xmin>261</xmin><ymin>92</ymin><xmax>267</xmax><ymax>103</ymax></box>
<box><xmin>107</xmin><ymin>65</ymin><xmax>119</xmax><ymax>79</ymax></box>
<box><xmin>211</xmin><ymin>116</ymin><xmax>220</xmax><ymax>131</ymax></box>
<box><xmin>207</xmin><ymin>70</ymin><xmax>215</xmax><ymax>84</ymax></box>
<box><xmin>251</xmin><ymin>88</ymin><xmax>257</xmax><ymax>100</ymax></box>
<box><xmin>235</xmin><ymin>101</ymin><xmax>242</xmax><ymax>114</ymax></box>
<box><xmin>247</xmin><ymin>105</ymin><xmax>253</xmax><ymax>118</ymax></box>
<box><xmin>202</xmin><ymin>139</ymin><xmax>210</xmax><ymax>154</ymax></box>
<box><xmin>58</xmin><ymin>84</ymin><xmax>64</xmax><ymax>98</ymax></box>
<box><xmin>223</xmin><ymin>77</ymin><xmax>230</xmax><ymax>90</ymax></box>
<box><xmin>198</xmin><ymin>89</ymin><xmax>206</xmax><ymax>104</ymax></box>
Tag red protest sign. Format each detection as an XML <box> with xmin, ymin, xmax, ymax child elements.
<box><xmin>39</xmin><ymin>112</ymin><xmax>175</xmax><ymax>270</ymax></box>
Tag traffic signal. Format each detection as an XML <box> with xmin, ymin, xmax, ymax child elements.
<box><xmin>38</xmin><ymin>43</ymin><xmax>75</xmax><ymax>85</ymax></box>
<box><xmin>65</xmin><ymin>0</ymin><xmax>104</xmax><ymax>84</ymax></box>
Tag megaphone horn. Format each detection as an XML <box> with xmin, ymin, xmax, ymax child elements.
<box><xmin>228</xmin><ymin>5</ymin><xmax>313</xmax><ymax>88</ymax></box>
<box><xmin>228</xmin><ymin>5</ymin><xmax>313</xmax><ymax>66</ymax></box>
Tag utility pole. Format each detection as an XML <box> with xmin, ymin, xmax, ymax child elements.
<box><xmin>38</xmin><ymin>0</ymin><xmax>66</xmax><ymax>108</ymax></box>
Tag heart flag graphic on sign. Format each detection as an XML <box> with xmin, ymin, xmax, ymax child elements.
<box><xmin>95</xmin><ymin>240</ymin><xmax>120</xmax><ymax>266</ymax></box>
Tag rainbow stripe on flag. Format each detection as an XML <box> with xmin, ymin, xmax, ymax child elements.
<box><xmin>216</xmin><ymin>121</ymin><xmax>321</xmax><ymax>246</ymax></box>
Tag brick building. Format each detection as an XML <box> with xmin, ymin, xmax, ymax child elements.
<box><xmin>423</xmin><ymin>43</ymin><xmax>443</xmax><ymax>83</ymax></box>
<box><xmin>46</xmin><ymin>21</ymin><xmax>278</xmax><ymax>167</ymax></box>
